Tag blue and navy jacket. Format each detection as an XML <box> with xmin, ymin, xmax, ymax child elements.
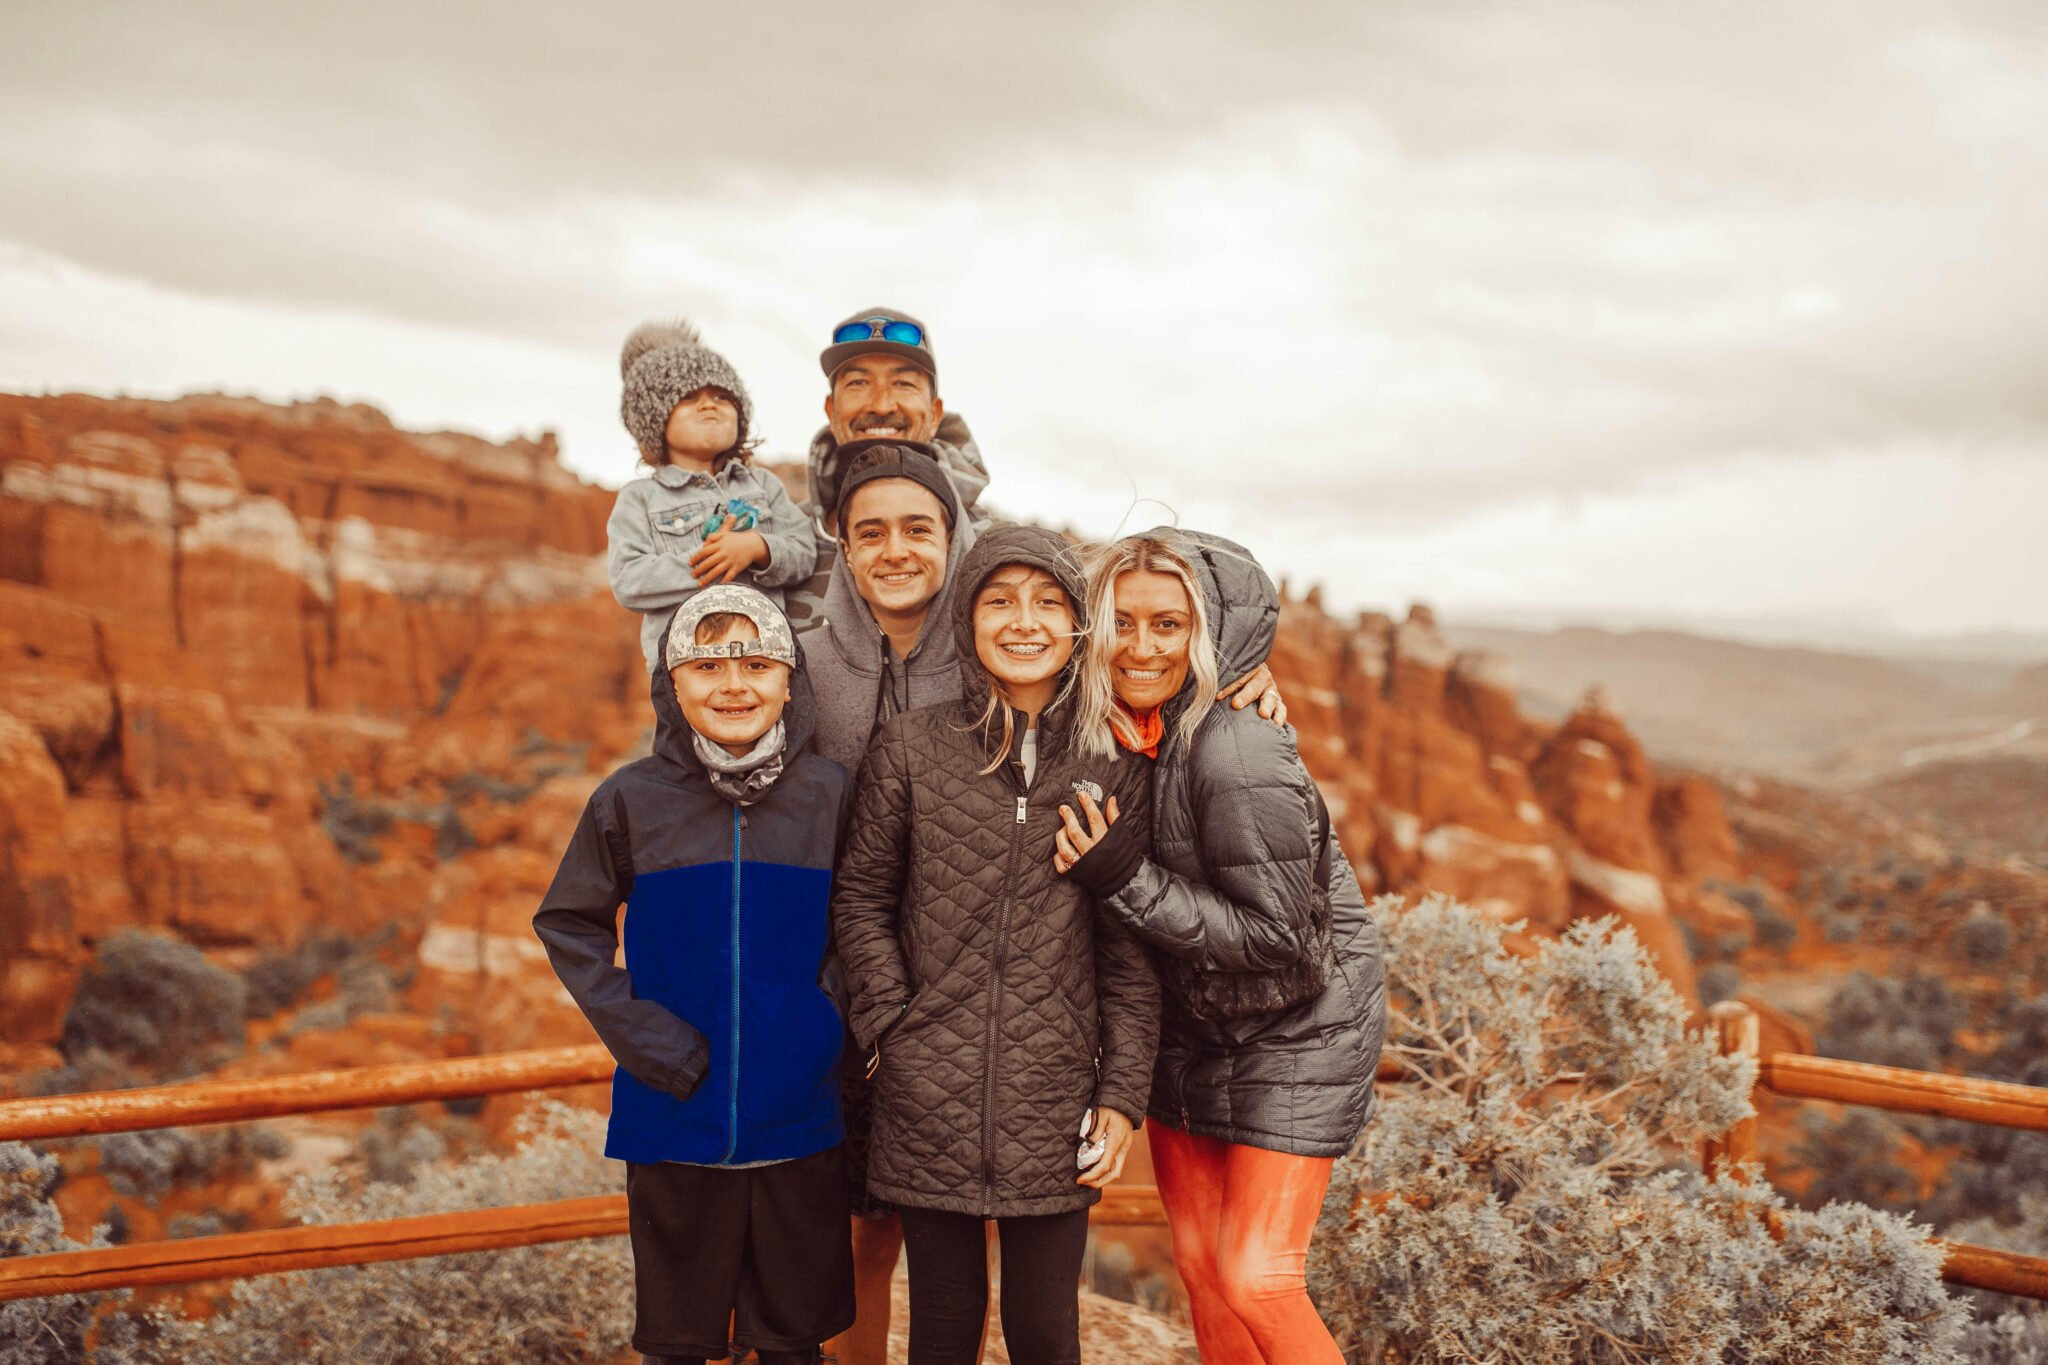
<box><xmin>533</xmin><ymin>629</ymin><xmax>851</xmax><ymax>1166</ymax></box>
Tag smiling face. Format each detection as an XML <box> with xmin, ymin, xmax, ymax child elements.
<box><xmin>662</xmin><ymin>386</ymin><xmax>740</xmax><ymax>469</ymax></box>
<box><xmin>824</xmin><ymin>354</ymin><xmax>944</xmax><ymax>447</ymax></box>
<box><xmin>972</xmin><ymin>564</ymin><xmax>1077</xmax><ymax>717</ymax></box>
<box><xmin>1109</xmin><ymin>569</ymin><xmax>1195</xmax><ymax>712</ymax></box>
<box><xmin>839</xmin><ymin>477</ymin><xmax>951</xmax><ymax>627</ymax></box>
<box><xmin>669</xmin><ymin>616</ymin><xmax>792</xmax><ymax>755</ymax></box>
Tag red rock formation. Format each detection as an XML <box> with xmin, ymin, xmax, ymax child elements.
<box><xmin>2</xmin><ymin>392</ymin><xmax>1745</xmax><ymax>1061</ymax></box>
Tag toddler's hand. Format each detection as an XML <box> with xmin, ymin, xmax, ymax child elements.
<box><xmin>688</xmin><ymin>529</ymin><xmax>768</xmax><ymax>585</ymax></box>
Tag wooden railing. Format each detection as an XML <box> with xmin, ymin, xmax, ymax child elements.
<box><xmin>1702</xmin><ymin>1000</ymin><xmax>2048</xmax><ymax>1300</ymax></box>
<box><xmin>0</xmin><ymin>1045</ymin><xmax>1163</xmax><ymax>1303</ymax></box>
<box><xmin>6</xmin><ymin>1015</ymin><xmax>2043</xmax><ymax>1303</ymax></box>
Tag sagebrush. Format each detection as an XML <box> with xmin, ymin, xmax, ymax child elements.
<box><xmin>1307</xmin><ymin>895</ymin><xmax>1969</xmax><ymax>1364</ymax></box>
<box><xmin>143</xmin><ymin>1102</ymin><xmax>628</xmax><ymax>1364</ymax></box>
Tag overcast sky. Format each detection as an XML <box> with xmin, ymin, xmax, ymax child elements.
<box><xmin>4</xmin><ymin>0</ymin><xmax>2045</xmax><ymax>640</ymax></box>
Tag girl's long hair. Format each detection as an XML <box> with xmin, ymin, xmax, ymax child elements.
<box><xmin>1073</xmin><ymin>533</ymin><xmax>1220</xmax><ymax>760</ymax></box>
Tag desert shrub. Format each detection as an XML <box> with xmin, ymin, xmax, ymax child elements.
<box><xmin>317</xmin><ymin>774</ymin><xmax>388</xmax><ymax>864</ymax></box>
<box><xmin>1958</xmin><ymin>1313</ymin><xmax>2048</xmax><ymax>1364</ymax></box>
<box><xmin>1791</xmin><ymin>1111</ymin><xmax>1918</xmax><ymax>1213</ymax></box>
<box><xmin>1826</xmin><ymin>912</ymin><xmax>1863</xmax><ymax>944</ymax></box>
<box><xmin>0</xmin><ymin>1143</ymin><xmax>145</xmax><ymax>1364</ymax></box>
<box><xmin>1749</xmin><ymin>901</ymin><xmax>1799</xmax><ymax>953</ymax></box>
<box><xmin>1698</xmin><ymin>962</ymin><xmax>1742</xmax><ymax>1007</ymax></box>
<box><xmin>358</xmin><ymin>1109</ymin><xmax>448</xmax><ymax>1187</ymax></box>
<box><xmin>1820</xmin><ymin>972</ymin><xmax>1965</xmax><ymax>1072</ymax></box>
<box><xmin>1985</xmin><ymin>995</ymin><xmax>2048</xmax><ymax>1088</ymax></box>
<box><xmin>431</xmin><ymin>806</ymin><xmax>477</xmax><ymax>861</ymax></box>
<box><xmin>240</xmin><ymin>933</ymin><xmax>357</xmax><ymax>1017</ymax></box>
<box><xmin>1957</xmin><ymin>913</ymin><xmax>2013</xmax><ymax>969</ymax></box>
<box><xmin>143</xmin><ymin>1101</ymin><xmax>629</xmax><ymax>1364</ymax></box>
<box><xmin>1944</xmin><ymin>1194</ymin><xmax>2048</xmax><ymax>1347</ymax></box>
<box><xmin>61</xmin><ymin>932</ymin><xmax>246</xmax><ymax>1078</ymax></box>
<box><xmin>94</xmin><ymin>1127</ymin><xmax>288</xmax><ymax>1202</ymax></box>
<box><xmin>1712</xmin><ymin>929</ymin><xmax>1752</xmax><ymax>962</ymax></box>
<box><xmin>1306</xmin><ymin>896</ymin><xmax>1968</xmax><ymax>1363</ymax></box>
<box><xmin>1894</xmin><ymin>865</ymin><xmax>1929</xmax><ymax>894</ymax></box>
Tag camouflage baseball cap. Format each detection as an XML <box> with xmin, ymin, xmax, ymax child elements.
<box><xmin>663</xmin><ymin>585</ymin><xmax>797</xmax><ymax>672</ymax></box>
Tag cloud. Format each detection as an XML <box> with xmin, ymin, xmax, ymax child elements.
<box><xmin>3</xmin><ymin>0</ymin><xmax>2046</xmax><ymax>631</ymax></box>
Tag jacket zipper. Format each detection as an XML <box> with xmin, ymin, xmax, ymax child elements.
<box><xmin>981</xmin><ymin>750</ymin><xmax>1031</xmax><ymax>1213</ymax></box>
<box><xmin>722</xmin><ymin>804</ymin><xmax>743</xmax><ymax>1162</ymax></box>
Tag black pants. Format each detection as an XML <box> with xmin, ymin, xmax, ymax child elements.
<box><xmin>899</xmin><ymin>1206</ymin><xmax>1091</xmax><ymax>1365</ymax></box>
<box><xmin>626</xmin><ymin>1145</ymin><xmax>854</xmax><ymax>1360</ymax></box>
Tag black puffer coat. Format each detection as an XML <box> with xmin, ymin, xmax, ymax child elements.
<box><xmin>832</xmin><ymin>525</ymin><xmax>1161</xmax><ymax>1217</ymax></box>
<box><xmin>1099</xmin><ymin>531</ymin><xmax>1385</xmax><ymax>1157</ymax></box>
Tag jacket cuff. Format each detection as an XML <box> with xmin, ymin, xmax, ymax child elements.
<box><xmin>1066</xmin><ymin>817</ymin><xmax>1149</xmax><ymax>899</ymax></box>
<box><xmin>1094</xmin><ymin>1087</ymin><xmax>1147</xmax><ymax>1131</ymax></box>
<box><xmin>659</xmin><ymin>1032</ymin><xmax>711</xmax><ymax>1100</ymax></box>
<box><xmin>851</xmin><ymin>995</ymin><xmax>912</xmax><ymax>1052</ymax></box>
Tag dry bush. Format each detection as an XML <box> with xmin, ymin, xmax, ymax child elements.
<box><xmin>0</xmin><ymin>1144</ymin><xmax>144</xmax><ymax>1365</ymax></box>
<box><xmin>60</xmin><ymin>932</ymin><xmax>246</xmax><ymax>1079</ymax></box>
<box><xmin>143</xmin><ymin>1102</ymin><xmax>628</xmax><ymax>1364</ymax></box>
<box><xmin>1307</xmin><ymin>895</ymin><xmax>1968</xmax><ymax>1364</ymax></box>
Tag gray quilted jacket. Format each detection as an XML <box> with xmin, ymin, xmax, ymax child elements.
<box><xmin>832</xmin><ymin>525</ymin><xmax>1162</xmax><ymax>1217</ymax></box>
<box><xmin>1100</xmin><ymin>531</ymin><xmax>1386</xmax><ymax>1157</ymax></box>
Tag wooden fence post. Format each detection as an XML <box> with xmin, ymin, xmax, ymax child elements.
<box><xmin>1703</xmin><ymin>999</ymin><xmax>1760</xmax><ymax>1177</ymax></box>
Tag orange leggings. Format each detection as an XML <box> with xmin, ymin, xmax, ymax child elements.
<box><xmin>1149</xmin><ymin>1124</ymin><xmax>1343</xmax><ymax>1365</ymax></box>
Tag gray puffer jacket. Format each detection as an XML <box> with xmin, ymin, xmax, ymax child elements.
<box><xmin>1099</xmin><ymin>531</ymin><xmax>1385</xmax><ymax>1157</ymax></box>
<box><xmin>832</xmin><ymin>525</ymin><xmax>1161</xmax><ymax>1217</ymax></box>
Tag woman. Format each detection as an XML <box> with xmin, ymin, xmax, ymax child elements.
<box><xmin>1056</xmin><ymin>529</ymin><xmax>1386</xmax><ymax>1365</ymax></box>
<box><xmin>831</xmin><ymin>524</ymin><xmax>1162</xmax><ymax>1365</ymax></box>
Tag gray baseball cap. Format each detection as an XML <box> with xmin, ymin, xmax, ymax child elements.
<box><xmin>663</xmin><ymin>585</ymin><xmax>796</xmax><ymax>672</ymax></box>
<box><xmin>820</xmin><ymin>307</ymin><xmax>937</xmax><ymax>383</ymax></box>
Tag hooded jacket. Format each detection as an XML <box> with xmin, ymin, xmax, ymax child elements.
<box><xmin>608</xmin><ymin>459</ymin><xmax>817</xmax><ymax>673</ymax></box>
<box><xmin>831</xmin><ymin>525</ymin><xmax>1161</xmax><ymax>1217</ymax></box>
<box><xmin>533</xmin><ymin>617</ymin><xmax>850</xmax><ymax>1166</ymax></box>
<box><xmin>800</xmin><ymin>467</ymin><xmax>981</xmax><ymax>776</ymax></box>
<box><xmin>782</xmin><ymin>411</ymin><xmax>991</xmax><ymax>638</ymax></box>
<box><xmin>1097</xmin><ymin>530</ymin><xmax>1386</xmax><ymax>1158</ymax></box>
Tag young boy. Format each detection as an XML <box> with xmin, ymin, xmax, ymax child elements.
<box><xmin>534</xmin><ymin>584</ymin><xmax>854</xmax><ymax>1365</ymax></box>
<box><xmin>609</xmin><ymin>319</ymin><xmax>817</xmax><ymax>673</ymax></box>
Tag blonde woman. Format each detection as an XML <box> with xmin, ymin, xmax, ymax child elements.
<box><xmin>1054</xmin><ymin>529</ymin><xmax>1385</xmax><ymax>1365</ymax></box>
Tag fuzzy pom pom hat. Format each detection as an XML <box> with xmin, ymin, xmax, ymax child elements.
<box><xmin>619</xmin><ymin>319</ymin><xmax>755</xmax><ymax>461</ymax></box>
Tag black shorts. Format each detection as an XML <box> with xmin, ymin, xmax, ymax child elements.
<box><xmin>625</xmin><ymin>1144</ymin><xmax>855</xmax><ymax>1358</ymax></box>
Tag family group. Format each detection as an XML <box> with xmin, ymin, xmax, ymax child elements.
<box><xmin>532</xmin><ymin>310</ymin><xmax>1388</xmax><ymax>1365</ymax></box>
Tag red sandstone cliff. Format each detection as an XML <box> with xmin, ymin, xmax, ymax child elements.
<box><xmin>0</xmin><ymin>392</ymin><xmax>1742</xmax><ymax>1066</ymax></box>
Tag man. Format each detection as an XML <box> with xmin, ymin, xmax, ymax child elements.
<box><xmin>799</xmin><ymin>310</ymin><xmax>1285</xmax><ymax>1365</ymax></box>
<box><xmin>782</xmin><ymin>307</ymin><xmax>989</xmax><ymax>638</ymax></box>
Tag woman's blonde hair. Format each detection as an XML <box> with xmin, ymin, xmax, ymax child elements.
<box><xmin>1073</xmin><ymin>533</ymin><xmax>1220</xmax><ymax>760</ymax></box>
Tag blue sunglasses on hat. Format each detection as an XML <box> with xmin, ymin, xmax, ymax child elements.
<box><xmin>832</xmin><ymin>316</ymin><xmax>926</xmax><ymax>347</ymax></box>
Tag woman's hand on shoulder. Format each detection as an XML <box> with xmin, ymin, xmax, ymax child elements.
<box><xmin>1219</xmin><ymin>662</ymin><xmax>1287</xmax><ymax>728</ymax></box>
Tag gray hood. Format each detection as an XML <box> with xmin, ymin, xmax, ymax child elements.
<box><xmin>947</xmin><ymin>523</ymin><xmax>1091</xmax><ymax>766</ymax></box>
<box><xmin>802</xmin><ymin>506</ymin><xmax>981</xmax><ymax>774</ymax></box>
<box><xmin>1143</xmin><ymin>527</ymin><xmax>1280</xmax><ymax>703</ymax></box>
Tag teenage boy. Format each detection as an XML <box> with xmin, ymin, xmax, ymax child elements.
<box><xmin>534</xmin><ymin>584</ymin><xmax>853</xmax><ymax>1365</ymax></box>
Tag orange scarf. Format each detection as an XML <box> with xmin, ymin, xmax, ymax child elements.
<box><xmin>1113</xmin><ymin>701</ymin><xmax>1166</xmax><ymax>759</ymax></box>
